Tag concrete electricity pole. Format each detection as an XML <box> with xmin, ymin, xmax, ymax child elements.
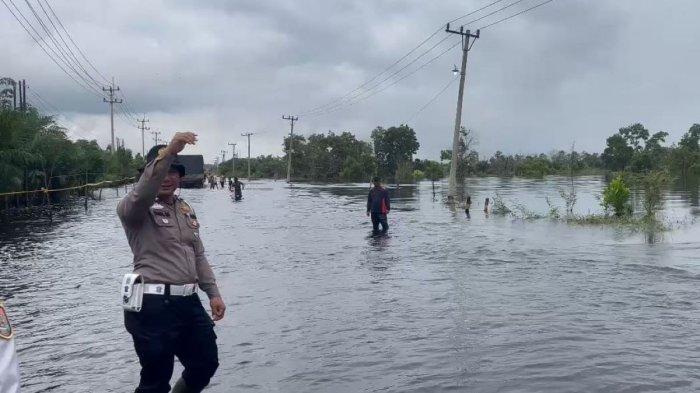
<box><xmin>282</xmin><ymin>115</ymin><xmax>298</xmax><ymax>183</ymax></box>
<box><xmin>228</xmin><ymin>142</ymin><xmax>237</xmax><ymax>177</ymax></box>
<box><xmin>137</xmin><ymin>116</ymin><xmax>150</xmax><ymax>157</ymax></box>
<box><xmin>241</xmin><ymin>132</ymin><xmax>254</xmax><ymax>181</ymax></box>
<box><xmin>102</xmin><ymin>78</ymin><xmax>122</xmax><ymax>152</ymax></box>
<box><xmin>150</xmin><ymin>130</ymin><xmax>161</xmax><ymax>146</ymax></box>
<box><xmin>445</xmin><ymin>24</ymin><xmax>479</xmax><ymax>199</ymax></box>
<box><xmin>221</xmin><ymin>150</ymin><xmax>227</xmax><ymax>167</ymax></box>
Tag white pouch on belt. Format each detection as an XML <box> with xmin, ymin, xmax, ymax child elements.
<box><xmin>121</xmin><ymin>273</ymin><xmax>144</xmax><ymax>312</ymax></box>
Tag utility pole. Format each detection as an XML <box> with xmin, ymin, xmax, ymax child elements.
<box><xmin>445</xmin><ymin>24</ymin><xmax>479</xmax><ymax>199</ymax></box>
<box><xmin>228</xmin><ymin>142</ymin><xmax>237</xmax><ymax>177</ymax></box>
<box><xmin>12</xmin><ymin>79</ymin><xmax>17</xmax><ymax>110</ymax></box>
<box><xmin>282</xmin><ymin>115</ymin><xmax>298</xmax><ymax>183</ymax></box>
<box><xmin>150</xmin><ymin>130</ymin><xmax>161</xmax><ymax>146</ymax></box>
<box><xmin>241</xmin><ymin>132</ymin><xmax>254</xmax><ymax>181</ymax></box>
<box><xmin>221</xmin><ymin>150</ymin><xmax>227</xmax><ymax>167</ymax></box>
<box><xmin>137</xmin><ymin>116</ymin><xmax>150</xmax><ymax>157</ymax></box>
<box><xmin>102</xmin><ymin>78</ymin><xmax>122</xmax><ymax>152</ymax></box>
<box><xmin>17</xmin><ymin>79</ymin><xmax>26</xmax><ymax>111</ymax></box>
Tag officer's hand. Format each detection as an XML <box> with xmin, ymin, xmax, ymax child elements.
<box><xmin>210</xmin><ymin>297</ymin><xmax>226</xmax><ymax>321</ymax></box>
<box><xmin>167</xmin><ymin>132</ymin><xmax>198</xmax><ymax>155</ymax></box>
<box><xmin>366</xmin><ymin>211</ymin><xmax>370</xmax><ymax>217</ymax></box>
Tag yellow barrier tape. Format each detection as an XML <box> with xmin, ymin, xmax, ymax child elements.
<box><xmin>0</xmin><ymin>177</ymin><xmax>135</xmax><ymax>197</ymax></box>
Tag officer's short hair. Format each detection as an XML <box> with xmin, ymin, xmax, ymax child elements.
<box><xmin>372</xmin><ymin>176</ymin><xmax>381</xmax><ymax>183</ymax></box>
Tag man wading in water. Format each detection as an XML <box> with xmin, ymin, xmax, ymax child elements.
<box><xmin>367</xmin><ymin>176</ymin><xmax>391</xmax><ymax>234</ymax></box>
<box><xmin>118</xmin><ymin>132</ymin><xmax>226</xmax><ymax>393</ymax></box>
<box><xmin>232</xmin><ymin>177</ymin><xmax>244</xmax><ymax>201</ymax></box>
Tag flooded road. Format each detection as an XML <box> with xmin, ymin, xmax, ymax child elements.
<box><xmin>2</xmin><ymin>177</ymin><xmax>700</xmax><ymax>392</ymax></box>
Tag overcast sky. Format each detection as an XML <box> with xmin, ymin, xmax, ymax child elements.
<box><xmin>2</xmin><ymin>0</ymin><xmax>699</xmax><ymax>162</ymax></box>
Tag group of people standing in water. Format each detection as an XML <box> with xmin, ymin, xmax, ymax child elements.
<box><xmin>207</xmin><ymin>175</ymin><xmax>244</xmax><ymax>201</ymax></box>
<box><xmin>463</xmin><ymin>196</ymin><xmax>491</xmax><ymax>218</ymax></box>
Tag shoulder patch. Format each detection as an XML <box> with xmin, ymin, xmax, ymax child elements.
<box><xmin>179</xmin><ymin>199</ymin><xmax>193</xmax><ymax>215</ymax></box>
<box><xmin>0</xmin><ymin>303</ymin><xmax>13</xmax><ymax>340</ymax></box>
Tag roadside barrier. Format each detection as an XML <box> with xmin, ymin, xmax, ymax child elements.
<box><xmin>0</xmin><ymin>177</ymin><xmax>135</xmax><ymax>214</ymax></box>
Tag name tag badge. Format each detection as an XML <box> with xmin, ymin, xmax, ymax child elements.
<box><xmin>151</xmin><ymin>203</ymin><xmax>164</xmax><ymax>209</ymax></box>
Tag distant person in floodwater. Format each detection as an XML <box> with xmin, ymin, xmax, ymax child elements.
<box><xmin>209</xmin><ymin>175</ymin><xmax>218</xmax><ymax>189</ymax></box>
<box><xmin>232</xmin><ymin>177</ymin><xmax>244</xmax><ymax>201</ymax></box>
<box><xmin>484</xmin><ymin>197</ymin><xmax>490</xmax><ymax>214</ymax></box>
<box><xmin>219</xmin><ymin>177</ymin><xmax>225</xmax><ymax>189</ymax></box>
<box><xmin>227</xmin><ymin>177</ymin><xmax>233</xmax><ymax>191</ymax></box>
<box><xmin>465</xmin><ymin>196</ymin><xmax>472</xmax><ymax>219</ymax></box>
<box><xmin>367</xmin><ymin>176</ymin><xmax>390</xmax><ymax>234</ymax></box>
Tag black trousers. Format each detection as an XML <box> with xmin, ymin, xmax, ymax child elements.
<box><xmin>370</xmin><ymin>212</ymin><xmax>388</xmax><ymax>233</ymax></box>
<box><xmin>124</xmin><ymin>293</ymin><xmax>219</xmax><ymax>393</ymax></box>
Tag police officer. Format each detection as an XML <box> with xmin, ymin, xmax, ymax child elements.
<box><xmin>118</xmin><ymin>132</ymin><xmax>226</xmax><ymax>393</ymax></box>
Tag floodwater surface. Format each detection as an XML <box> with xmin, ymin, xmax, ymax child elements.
<box><xmin>2</xmin><ymin>177</ymin><xmax>700</xmax><ymax>392</ymax></box>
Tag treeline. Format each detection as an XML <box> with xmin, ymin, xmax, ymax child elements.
<box><xmin>217</xmin><ymin>122</ymin><xmax>700</xmax><ymax>183</ymax></box>
<box><xmin>446</xmin><ymin>123</ymin><xmax>700</xmax><ymax>178</ymax></box>
<box><xmin>0</xmin><ymin>107</ymin><xmax>144</xmax><ymax>198</ymax></box>
<box><xmin>218</xmin><ymin>125</ymin><xmax>420</xmax><ymax>183</ymax></box>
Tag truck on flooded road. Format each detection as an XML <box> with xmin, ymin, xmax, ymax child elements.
<box><xmin>178</xmin><ymin>155</ymin><xmax>205</xmax><ymax>188</ymax></box>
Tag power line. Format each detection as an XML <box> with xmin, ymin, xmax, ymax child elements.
<box><xmin>303</xmin><ymin>35</ymin><xmax>453</xmax><ymax>117</ymax></box>
<box><xmin>41</xmin><ymin>0</ymin><xmax>111</xmax><ymax>84</ymax></box>
<box><xmin>302</xmin><ymin>0</ymin><xmax>530</xmax><ymax>118</ymax></box>
<box><xmin>0</xmin><ymin>0</ymin><xmax>105</xmax><ymax>99</ymax></box>
<box><xmin>307</xmin><ymin>38</ymin><xmax>461</xmax><ymax>118</ymax></box>
<box><xmin>479</xmin><ymin>0</ymin><xmax>556</xmax><ymax>29</ymax></box>
<box><xmin>15</xmin><ymin>0</ymin><xmax>105</xmax><ymax>96</ymax></box>
<box><xmin>407</xmin><ymin>74</ymin><xmax>459</xmax><ymax>123</ymax></box>
<box><xmin>299</xmin><ymin>0</ymin><xmax>509</xmax><ymax>116</ymax></box>
<box><xmin>30</xmin><ymin>0</ymin><xmax>104</xmax><ymax>89</ymax></box>
<box><xmin>27</xmin><ymin>86</ymin><xmax>60</xmax><ymax>113</ymax></box>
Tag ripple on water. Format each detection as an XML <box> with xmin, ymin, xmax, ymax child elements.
<box><xmin>2</xmin><ymin>179</ymin><xmax>700</xmax><ymax>392</ymax></box>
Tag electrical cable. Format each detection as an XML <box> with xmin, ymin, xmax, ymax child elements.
<box><xmin>27</xmin><ymin>86</ymin><xmax>60</xmax><ymax>113</ymax></box>
<box><xmin>479</xmin><ymin>0</ymin><xmax>556</xmax><ymax>29</ymax></box>
<box><xmin>42</xmin><ymin>0</ymin><xmax>110</xmax><ymax>84</ymax></box>
<box><xmin>34</xmin><ymin>0</ymin><xmax>104</xmax><ymax>88</ymax></box>
<box><xmin>298</xmin><ymin>0</ymin><xmax>509</xmax><ymax>116</ymax></box>
<box><xmin>17</xmin><ymin>0</ymin><xmax>106</xmax><ymax>96</ymax></box>
<box><xmin>407</xmin><ymin>74</ymin><xmax>459</xmax><ymax>123</ymax></box>
<box><xmin>302</xmin><ymin>35</ymin><xmax>453</xmax><ymax>116</ymax></box>
<box><xmin>0</xmin><ymin>0</ymin><xmax>104</xmax><ymax>99</ymax></box>
<box><xmin>306</xmin><ymin>38</ymin><xmax>462</xmax><ymax>118</ymax></box>
<box><xmin>41</xmin><ymin>0</ymin><xmax>111</xmax><ymax>84</ymax></box>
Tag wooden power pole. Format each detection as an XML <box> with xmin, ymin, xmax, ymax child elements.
<box><xmin>445</xmin><ymin>23</ymin><xmax>479</xmax><ymax>199</ymax></box>
<box><xmin>282</xmin><ymin>115</ymin><xmax>298</xmax><ymax>183</ymax></box>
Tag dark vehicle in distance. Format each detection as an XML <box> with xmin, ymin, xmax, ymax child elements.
<box><xmin>178</xmin><ymin>155</ymin><xmax>205</xmax><ymax>188</ymax></box>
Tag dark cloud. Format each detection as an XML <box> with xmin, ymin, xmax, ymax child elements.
<box><xmin>2</xmin><ymin>0</ymin><xmax>698</xmax><ymax>161</ymax></box>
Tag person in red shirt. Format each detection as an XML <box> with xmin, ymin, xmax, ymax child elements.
<box><xmin>366</xmin><ymin>176</ymin><xmax>391</xmax><ymax>234</ymax></box>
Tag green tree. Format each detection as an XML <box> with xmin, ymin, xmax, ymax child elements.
<box><xmin>371</xmin><ymin>124</ymin><xmax>419</xmax><ymax>182</ymax></box>
<box><xmin>602</xmin><ymin>134</ymin><xmax>634</xmax><ymax>171</ymax></box>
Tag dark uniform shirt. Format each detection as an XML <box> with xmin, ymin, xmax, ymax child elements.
<box><xmin>117</xmin><ymin>154</ymin><xmax>221</xmax><ymax>299</ymax></box>
<box><xmin>367</xmin><ymin>187</ymin><xmax>391</xmax><ymax>214</ymax></box>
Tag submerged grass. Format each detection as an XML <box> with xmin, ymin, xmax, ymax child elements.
<box><xmin>566</xmin><ymin>213</ymin><xmax>667</xmax><ymax>232</ymax></box>
<box><xmin>493</xmin><ymin>193</ymin><xmax>669</xmax><ymax>232</ymax></box>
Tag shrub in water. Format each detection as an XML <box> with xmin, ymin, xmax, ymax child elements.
<box><xmin>639</xmin><ymin>171</ymin><xmax>670</xmax><ymax>219</ymax></box>
<box><xmin>602</xmin><ymin>175</ymin><xmax>631</xmax><ymax>217</ymax></box>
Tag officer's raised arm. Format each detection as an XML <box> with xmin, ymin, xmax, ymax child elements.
<box><xmin>117</xmin><ymin>132</ymin><xmax>197</xmax><ymax>223</ymax></box>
